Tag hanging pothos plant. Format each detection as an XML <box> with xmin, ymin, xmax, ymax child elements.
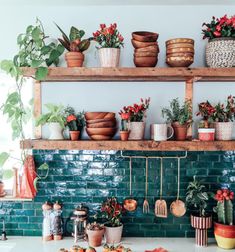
<box><xmin>0</xmin><ymin>18</ymin><xmax>63</xmax><ymax>192</ymax></box>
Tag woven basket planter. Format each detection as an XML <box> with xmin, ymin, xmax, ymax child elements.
<box><xmin>206</xmin><ymin>38</ymin><xmax>235</xmax><ymax>68</ymax></box>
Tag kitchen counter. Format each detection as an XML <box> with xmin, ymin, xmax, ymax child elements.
<box><xmin>0</xmin><ymin>237</ymin><xmax>227</xmax><ymax>252</ymax></box>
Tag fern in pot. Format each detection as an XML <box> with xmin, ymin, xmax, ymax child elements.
<box><xmin>36</xmin><ymin>104</ymin><xmax>65</xmax><ymax>140</ymax></box>
<box><xmin>186</xmin><ymin>177</ymin><xmax>212</xmax><ymax>247</ymax></box>
<box><xmin>162</xmin><ymin>98</ymin><xmax>192</xmax><ymax>141</ymax></box>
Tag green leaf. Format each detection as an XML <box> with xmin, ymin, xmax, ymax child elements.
<box><xmin>41</xmin><ymin>45</ymin><xmax>52</xmax><ymax>55</ymax></box>
<box><xmin>78</xmin><ymin>39</ymin><xmax>90</xmax><ymax>52</ymax></box>
<box><xmin>31</xmin><ymin>59</ymin><xmax>43</xmax><ymax>68</ymax></box>
<box><xmin>46</xmin><ymin>49</ymin><xmax>61</xmax><ymax>66</ymax></box>
<box><xmin>70</xmin><ymin>26</ymin><xmax>80</xmax><ymax>41</ymax></box>
<box><xmin>33</xmin><ymin>177</ymin><xmax>39</xmax><ymax>192</ymax></box>
<box><xmin>54</xmin><ymin>23</ymin><xmax>70</xmax><ymax>43</ymax></box>
<box><xmin>32</xmin><ymin>26</ymin><xmax>41</xmax><ymax>41</ymax></box>
<box><xmin>2</xmin><ymin>169</ymin><xmax>14</xmax><ymax>180</ymax></box>
<box><xmin>0</xmin><ymin>152</ymin><xmax>9</xmax><ymax>168</ymax></box>
<box><xmin>57</xmin><ymin>44</ymin><xmax>65</xmax><ymax>55</ymax></box>
<box><xmin>38</xmin><ymin>163</ymin><xmax>49</xmax><ymax>170</ymax></box>
<box><xmin>35</xmin><ymin>66</ymin><xmax>48</xmax><ymax>80</ymax></box>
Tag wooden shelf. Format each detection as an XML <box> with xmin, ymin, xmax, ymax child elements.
<box><xmin>22</xmin><ymin>67</ymin><xmax>235</xmax><ymax>82</ymax></box>
<box><xmin>0</xmin><ymin>196</ymin><xmax>32</xmax><ymax>202</ymax></box>
<box><xmin>21</xmin><ymin>139</ymin><xmax>235</xmax><ymax>151</ymax></box>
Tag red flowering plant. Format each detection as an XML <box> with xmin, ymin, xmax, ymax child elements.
<box><xmin>196</xmin><ymin>101</ymin><xmax>216</xmax><ymax>128</ymax></box>
<box><xmin>118</xmin><ymin>111</ymin><xmax>130</xmax><ymax>131</ymax></box>
<box><xmin>100</xmin><ymin>197</ymin><xmax>123</xmax><ymax>227</ymax></box>
<box><xmin>121</xmin><ymin>98</ymin><xmax>150</xmax><ymax>122</ymax></box>
<box><xmin>202</xmin><ymin>15</ymin><xmax>235</xmax><ymax>40</ymax></box>
<box><xmin>66</xmin><ymin>114</ymin><xmax>79</xmax><ymax>131</ymax></box>
<box><xmin>92</xmin><ymin>23</ymin><xmax>124</xmax><ymax>48</ymax></box>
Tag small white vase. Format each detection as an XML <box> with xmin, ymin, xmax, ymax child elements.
<box><xmin>128</xmin><ymin>122</ymin><xmax>146</xmax><ymax>140</ymax></box>
<box><xmin>98</xmin><ymin>48</ymin><xmax>120</xmax><ymax>67</ymax></box>
<box><xmin>104</xmin><ymin>224</ymin><xmax>123</xmax><ymax>244</ymax></box>
<box><xmin>215</xmin><ymin>122</ymin><xmax>233</xmax><ymax>140</ymax></box>
<box><xmin>48</xmin><ymin>122</ymin><xmax>64</xmax><ymax>140</ymax></box>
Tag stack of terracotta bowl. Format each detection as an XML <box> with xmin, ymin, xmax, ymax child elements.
<box><xmin>166</xmin><ymin>38</ymin><xmax>194</xmax><ymax>67</ymax></box>
<box><xmin>85</xmin><ymin>112</ymin><xmax>117</xmax><ymax>140</ymax></box>
<box><xmin>131</xmin><ymin>31</ymin><xmax>159</xmax><ymax>67</ymax></box>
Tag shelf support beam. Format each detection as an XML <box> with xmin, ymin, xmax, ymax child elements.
<box><xmin>185</xmin><ymin>78</ymin><xmax>194</xmax><ymax>139</ymax></box>
<box><xmin>34</xmin><ymin>80</ymin><xmax>42</xmax><ymax>139</ymax></box>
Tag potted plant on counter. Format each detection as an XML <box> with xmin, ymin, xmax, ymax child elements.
<box><xmin>202</xmin><ymin>15</ymin><xmax>235</xmax><ymax>68</ymax></box>
<box><xmin>93</xmin><ymin>23</ymin><xmax>124</xmax><ymax>67</ymax></box>
<box><xmin>120</xmin><ymin>98</ymin><xmax>150</xmax><ymax>140</ymax></box>
<box><xmin>100</xmin><ymin>197</ymin><xmax>123</xmax><ymax>244</ymax></box>
<box><xmin>66</xmin><ymin>114</ymin><xmax>81</xmax><ymax>141</ymax></box>
<box><xmin>196</xmin><ymin>101</ymin><xmax>215</xmax><ymax>141</ymax></box>
<box><xmin>186</xmin><ymin>177</ymin><xmax>212</xmax><ymax>247</ymax></box>
<box><xmin>86</xmin><ymin>222</ymin><xmax>105</xmax><ymax>247</ymax></box>
<box><xmin>118</xmin><ymin>110</ymin><xmax>130</xmax><ymax>141</ymax></box>
<box><xmin>212</xmin><ymin>95</ymin><xmax>235</xmax><ymax>140</ymax></box>
<box><xmin>36</xmin><ymin>103</ymin><xmax>65</xmax><ymax>140</ymax></box>
<box><xmin>213</xmin><ymin>188</ymin><xmax>235</xmax><ymax>249</ymax></box>
<box><xmin>162</xmin><ymin>98</ymin><xmax>192</xmax><ymax>141</ymax></box>
<box><xmin>56</xmin><ymin>24</ymin><xmax>91</xmax><ymax>67</ymax></box>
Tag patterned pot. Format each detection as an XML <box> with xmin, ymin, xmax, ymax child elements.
<box><xmin>215</xmin><ymin>122</ymin><xmax>233</xmax><ymax>140</ymax></box>
<box><xmin>206</xmin><ymin>38</ymin><xmax>235</xmax><ymax>68</ymax></box>
<box><xmin>98</xmin><ymin>48</ymin><xmax>120</xmax><ymax>67</ymax></box>
<box><xmin>191</xmin><ymin>215</ymin><xmax>212</xmax><ymax>247</ymax></box>
<box><xmin>214</xmin><ymin>222</ymin><xmax>235</xmax><ymax>249</ymax></box>
<box><xmin>128</xmin><ymin>122</ymin><xmax>145</xmax><ymax>140</ymax></box>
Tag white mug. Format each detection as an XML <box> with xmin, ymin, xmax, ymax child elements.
<box><xmin>153</xmin><ymin>123</ymin><xmax>174</xmax><ymax>141</ymax></box>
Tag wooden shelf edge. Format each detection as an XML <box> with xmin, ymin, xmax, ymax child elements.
<box><xmin>0</xmin><ymin>196</ymin><xmax>33</xmax><ymax>202</ymax></box>
<box><xmin>21</xmin><ymin>139</ymin><xmax>235</xmax><ymax>151</ymax></box>
<box><xmin>21</xmin><ymin>67</ymin><xmax>235</xmax><ymax>82</ymax></box>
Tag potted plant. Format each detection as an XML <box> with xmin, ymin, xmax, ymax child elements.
<box><xmin>36</xmin><ymin>103</ymin><xmax>65</xmax><ymax>140</ymax></box>
<box><xmin>212</xmin><ymin>95</ymin><xmax>235</xmax><ymax>140</ymax></box>
<box><xmin>56</xmin><ymin>24</ymin><xmax>91</xmax><ymax>67</ymax></box>
<box><xmin>100</xmin><ymin>197</ymin><xmax>123</xmax><ymax>244</ymax></box>
<box><xmin>93</xmin><ymin>23</ymin><xmax>124</xmax><ymax>67</ymax></box>
<box><xmin>196</xmin><ymin>101</ymin><xmax>215</xmax><ymax>141</ymax></box>
<box><xmin>213</xmin><ymin>188</ymin><xmax>235</xmax><ymax>249</ymax></box>
<box><xmin>118</xmin><ymin>111</ymin><xmax>130</xmax><ymax>141</ymax></box>
<box><xmin>202</xmin><ymin>15</ymin><xmax>235</xmax><ymax>68</ymax></box>
<box><xmin>186</xmin><ymin>177</ymin><xmax>212</xmax><ymax>247</ymax></box>
<box><xmin>66</xmin><ymin>114</ymin><xmax>81</xmax><ymax>141</ymax></box>
<box><xmin>162</xmin><ymin>98</ymin><xmax>192</xmax><ymax>141</ymax></box>
<box><xmin>120</xmin><ymin>98</ymin><xmax>150</xmax><ymax>140</ymax></box>
<box><xmin>86</xmin><ymin>222</ymin><xmax>105</xmax><ymax>247</ymax></box>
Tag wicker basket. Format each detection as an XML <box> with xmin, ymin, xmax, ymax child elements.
<box><xmin>206</xmin><ymin>37</ymin><xmax>235</xmax><ymax>68</ymax></box>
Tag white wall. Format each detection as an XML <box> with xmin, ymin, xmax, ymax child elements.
<box><xmin>0</xmin><ymin>2</ymin><xmax>235</xmax><ymax>138</ymax></box>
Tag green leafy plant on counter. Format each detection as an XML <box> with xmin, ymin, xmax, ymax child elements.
<box><xmin>186</xmin><ymin>176</ymin><xmax>210</xmax><ymax>217</ymax></box>
<box><xmin>0</xmin><ymin>19</ymin><xmax>58</xmax><ymax>192</ymax></box>
<box><xmin>35</xmin><ymin>103</ymin><xmax>66</xmax><ymax>128</ymax></box>
<box><xmin>162</xmin><ymin>98</ymin><xmax>192</xmax><ymax>125</ymax></box>
<box><xmin>55</xmin><ymin>23</ymin><xmax>91</xmax><ymax>53</ymax></box>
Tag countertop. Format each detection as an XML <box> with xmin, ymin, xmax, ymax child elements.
<box><xmin>0</xmin><ymin>237</ymin><xmax>228</xmax><ymax>252</ymax></box>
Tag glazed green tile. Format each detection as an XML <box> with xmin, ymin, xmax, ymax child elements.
<box><xmin>165</xmin><ymin>230</ymin><xmax>186</xmax><ymax>237</ymax></box>
<box><xmin>214</xmin><ymin>162</ymin><xmax>233</xmax><ymax>169</ymax></box>
<box><xmin>144</xmin><ymin>230</ymin><xmax>166</xmax><ymax>237</ymax></box>
<box><xmin>7</xmin><ymin>230</ymin><xmax>23</xmax><ymax>236</ymax></box>
<box><xmin>19</xmin><ymin>223</ymin><xmax>41</xmax><ymax>229</ymax></box>
<box><xmin>23</xmin><ymin>229</ymin><xmax>42</xmax><ymax>236</ymax></box>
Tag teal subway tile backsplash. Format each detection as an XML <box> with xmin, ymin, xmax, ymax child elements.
<box><xmin>0</xmin><ymin>150</ymin><xmax>235</xmax><ymax>237</ymax></box>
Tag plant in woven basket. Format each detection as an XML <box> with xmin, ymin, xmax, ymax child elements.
<box><xmin>202</xmin><ymin>15</ymin><xmax>235</xmax><ymax>40</ymax></box>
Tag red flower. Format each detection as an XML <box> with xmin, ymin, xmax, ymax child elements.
<box><xmin>120</xmin><ymin>112</ymin><xmax>130</xmax><ymax>120</ymax></box>
<box><xmin>100</xmin><ymin>23</ymin><xmax>106</xmax><ymax>29</ymax></box>
<box><xmin>118</xmin><ymin>34</ymin><xmax>124</xmax><ymax>42</ymax></box>
<box><xmin>213</xmin><ymin>31</ymin><xmax>221</xmax><ymax>37</ymax></box>
<box><xmin>66</xmin><ymin>114</ymin><xmax>77</xmax><ymax>123</ymax></box>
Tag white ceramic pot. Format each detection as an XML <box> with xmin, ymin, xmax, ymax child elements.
<box><xmin>104</xmin><ymin>224</ymin><xmax>123</xmax><ymax>244</ymax></box>
<box><xmin>48</xmin><ymin>122</ymin><xmax>64</xmax><ymax>140</ymax></box>
<box><xmin>215</xmin><ymin>122</ymin><xmax>233</xmax><ymax>140</ymax></box>
<box><xmin>98</xmin><ymin>48</ymin><xmax>120</xmax><ymax>67</ymax></box>
<box><xmin>128</xmin><ymin>122</ymin><xmax>145</xmax><ymax>140</ymax></box>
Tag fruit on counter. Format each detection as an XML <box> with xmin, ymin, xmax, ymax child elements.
<box><xmin>59</xmin><ymin>249</ymin><xmax>68</xmax><ymax>252</ymax></box>
<box><xmin>86</xmin><ymin>247</ymin><xmax>96</xmax><ymax>252</ymax></box>
<box><xmin>145</xmin><ymin>248</ymin><xmax>168</xmax><ymax>252</ymax></box>
<box><xmin>70</xmin><ymin>245</ymin><xmax>85</xmax><ymax>252</ymax></box>
<box><xmin>103</xmin><ymin>244</ymin><xmax>132</xmax><ymax>252</ymax></box>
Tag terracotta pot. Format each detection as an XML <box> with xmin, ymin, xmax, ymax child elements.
<box><xmin>65</xmin><ymin>52</ymin><xmax>84</xmax><ymax>67</ymax></box>
<box><xmin>87</xmin><ymin>228</ymin><xmax>105</xmax><ymax>247</ymax></box>
<box><xmin>214</xmin><ymin>222</ymin><xmax>235</xmax><ymax>249</ymax></box>
<box><xmin>172</xmin><ymin>122</ymin><xmax>188</xmax><ymax>141</ymax></box>
<box><xmin>128</xmin><ymin>122</ymin><xmax>145</xmax><ymax>140</ymax></box>
<box><xmin>104</xmin><ymin>224</ymin><xmax>123</xmax><ymax>244</ymax></box>
<box><xmin>191</xmin><ymin>215</ymin><xmax>212</xmax><ymax>247</ymax></box>
<box><xmin>0</xmin><ymin>181</ymin><xmax>5</xmax><ymax>196</ymax></box>
<box><xmin>198</xmin><ymin>128</ymin><xmax>215</xmax><ymax>141</ymax></box>
<box><xmin>215</xmin><ymin>122</ymin><xmax>233</xmax><ymax>140</ymax></box>
<box><xmin>70</xmin><ymin>131</ymin><xmax>80</xmax><ymax>141</ymax></box>
<box><xmin>120</xmin><ymin>131</ymin><xmax>129</xmax><ymax>141</ymax></box>
<box><xmin>48</xmin><ymin>122</ymin><xmax>64</xmax><ymax>140</ymax></box>
<box><xmin>98</xmin><ymin>48</ymin><xmax>120</xmax><ymax>67</ymax></box>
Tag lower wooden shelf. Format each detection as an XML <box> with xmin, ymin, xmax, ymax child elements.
<box><xmin>0</xmin><ymin>196</ymin><xmax>32</xmax><ymax>202</ymax></box>
<box><xmin>21</xmin><ymin>139</ymin><xmax>235</xmax><ymax>151</ymax></box>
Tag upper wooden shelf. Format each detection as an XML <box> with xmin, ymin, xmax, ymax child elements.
<box><xmin>21</xmin><ymin>139</ymin><xmax>235</xmax><ymax>151</ymax></box>
<box><xmin>22</xmin><ymin>67</ymin><xmax>235</xmax><ymax>82</ymax></box>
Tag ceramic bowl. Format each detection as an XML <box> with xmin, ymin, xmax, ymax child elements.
<box><xmin>86</xmin><ymin>118</ymin><xmax>116</xmax><ymax>124</ymax></box>
<box><xmin>89</xmin><ymin>135</ymin><xmax>113</xmax><ymax>140</ymax></box>
<box><xmin>85</xmin><ymin>112</ymin><xmax>115</xmax><ymax>120</ymax></box>
<box><xmin>135</xmin><ymin>45</ymin><xmax>159</xmax><ymax>53</ymax></box>
<box><xmin>166</xmin><ymin>56</ymin><xmax>194</xmax><ymax>67</ymax></box>
<box><xmin>134</xmin><ymin>56</ymin><xmax>158</xmax><ymax>67</ymax></box>
<box><xmin>166</xmin><ymin>47</ymin><xmax>194</xmax><ymax>54</ymax></box>
<box><xmin>166</xmin><ymin>43</ymin><xmax>194</xmax><ymax>50</ymax></box>
<box><xmin>132</xmin><ymin>31</ymin><xmax>159</xmax><ymax>42</ymax></box>
<box><xmin>166</xmin><ymin>52</ymin><xmax>194</xmax><ymax>58</ymax></box>
<box><xmin>131</xmin><ymin>39</ymin><xmax>157</xmax><ymax>49</ymax></box>
<box><xmin>166</xmin><ymin>38</ymin><xmax>194</xmax><ymax>46</ymax></box>
<box><xmin>86</xmin><ymin>127</ymin><xmax>117</xmax><ymax>136</ymax></box>
<box><xmin>87</xmin><ymin>120</ymin><xmax>116</xmax><ymax>128</ymax></box>
<box><xmin>134</xmin><ymin>51</ymin><xmax>158</xmax><ymax>57</ymax></box>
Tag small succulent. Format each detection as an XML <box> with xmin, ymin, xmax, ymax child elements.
<box><xmin>55</xmin><ymin>23</ymin><xmax>91</xmax><ymax>53</ymax></box>
<box><xmin>86</xmin><ymin>222</ymin><xmax>104</xmax><ymax>231</ymax></box>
